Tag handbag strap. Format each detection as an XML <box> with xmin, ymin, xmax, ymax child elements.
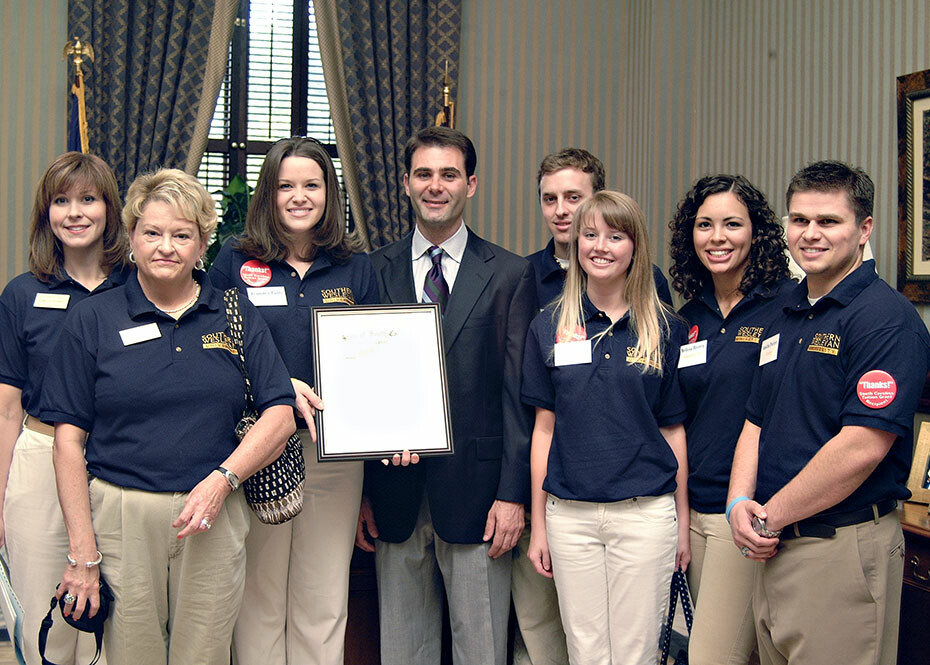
<box><xmin>660</xmin><ymin>566</ymin><xmax>693</xmax><ymax>665</ymax></box>
<box><xmin>223</xmin><ymin>288</ymin><xmax>254</xmax><ymax>411</ymax></box>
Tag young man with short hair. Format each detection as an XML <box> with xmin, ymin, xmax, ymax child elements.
<box><xmin>728</xmin><ymin>160</ymin><xmax>930</xmax><ymax>665</ymax></box>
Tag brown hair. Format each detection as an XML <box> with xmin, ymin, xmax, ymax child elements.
<box><xmin>536</xmin><ymin>148</ymin><xmax>606</xmax><ymax>193</ymax></box>
<box><xmin>237</xmin><ymin>137</ymin><xmax>354</xmax><ymax>263</ymax></box>
<box><xmin>28</xmin><ymin>152</ymin><xmax>127</xmax><ymax>283</ymax></box>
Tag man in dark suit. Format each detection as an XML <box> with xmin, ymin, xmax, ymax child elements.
<box><xmin>355</xmin><ymin>127</ymin><xmax>537</xmax><ymax>665</ymax></box>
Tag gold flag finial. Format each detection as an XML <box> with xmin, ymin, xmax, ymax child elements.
<box><xmin>62</xmin><ymin>37</ymin><xmax>95</xmax><ymax>153</ymax></box>
<box><xmin>434</xmin><ymin>59</ymin><xmax>455</xmax><ymax>128</ymax></box>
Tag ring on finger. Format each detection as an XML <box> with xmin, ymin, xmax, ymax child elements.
<box><xmin>200</xmin><ymin>518</ymin><xmax>212</xmax><ymax>530</ymax></box>
<box><xmin>740</xmin><ymin>546</ymin><xmax>750</xmax><ymax>557</ymax></box>
<box><xmin>64</xmin><ymin>592</ymin><xmax>77</xmax><ymax>604</ymax></box>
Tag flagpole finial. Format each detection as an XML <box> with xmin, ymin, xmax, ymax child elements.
<box><xmin>62</xmin><ymin>36</ymin><xmax>95</xmax><ymax>76</ymax></box>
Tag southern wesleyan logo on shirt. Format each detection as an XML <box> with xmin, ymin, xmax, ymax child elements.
<box><xmin>734</xmin><ymin>326</ymin><xmax>764</xmax><ymax>343</ymax></box>
<box><xmin>626</xmin><ymin>347</ymin><xmax>661</xmax><ymax>371</ymax></box>
<box><xmin>807</xmin><ymin>332</ymin><xmax>841</xmax><ymax>356</ymax></box>
<box><xmin>321</xmin><ymin>287</ymin><xmax>355</xmax><ymax>305</ymax></box>
<box><xmin>202</xmin><ymin>331</ymin><xmax>238</xmax><ymax>355</ymax></box>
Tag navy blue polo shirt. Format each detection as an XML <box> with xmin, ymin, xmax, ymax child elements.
<box><xmin>40</xmin><ymin>270</ymin><xmax>295</xmax><ymax>493</ymax></box>
<box><xmin>677</xmin><ymin>278</ymin><xmax>795</xmax><ymax>513</ymax></box>
<box><xmin>0</xmin><ymin>266</ymin><xmax>130</xmax><ymax>416</ymax></box>
<box><xmin>746</xmin><ymin>261</ymin><xmax>930</xmax><ymax>514</ymax></box>
<box><xmin>521</xmin><ymin>296</ymin><xmax>688</xmax><ymax>502</ymax></box>
<box><xmin>209</xmin><ymin>241</ymin><xmax>379</xmax><ymax>393</ymax></box>
<box><xmin>525</xmin><ymin>237</ymin><xmax>673</xmax><ymax>310</ymax></box>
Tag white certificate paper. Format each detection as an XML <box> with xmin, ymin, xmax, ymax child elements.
<box><xmin>312</xmin><ymin>304</ymin><xmax>453</xmax><ymax>461</ymax></box>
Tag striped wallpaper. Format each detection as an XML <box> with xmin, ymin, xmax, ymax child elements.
<box><xmin>1</xmin><ymin>0</ymin><xmax>68</xmax><ymax>281</ymax></box>
<box><xmin>457</xmin><ymin>0</ymin><xmax>930</xmax><ymax>325</ymax></box>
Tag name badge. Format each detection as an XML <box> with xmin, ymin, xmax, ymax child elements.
<box><xmin>759</xmin><ymin>334</ymin><xmax>779</xmax><ymax>366</ymax></box>
<box><xmin>119</xmin><ymin>322</ymin><xmax>162</xmax><ymax>346</ymax></box>
<box><xmin>247</xmin><ymin>286</ymin><xmax>288</xmax><ymax>307</ymax></box>
<box><xmin>678</xmin><ymin>340</ymin><xmax>708</xmax><ymax>368</ymax></box>
<box><xmin>554</xmin><ymin>340</ymin><xmax>592</xmax><ymax>366</ymax></box>
<box><xmin>33</xmin><ymin>293</ymin><xmax>70</xmax><ymax>309</ymax></box>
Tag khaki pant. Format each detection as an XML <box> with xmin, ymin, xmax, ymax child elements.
<box><xmin>511</xmin><ymin>514</ymin><xmax>568</xmax><ymax>665</ymax></box>
<box><xmin>546</xmin><ymin>494</ymin><xmax>677</xmax><ymax>665</ymax></box>
<box><xmin>90</xmin><ymin>477</ymin><xmax>250</xmax><ymax>665</ymax></box>
<box><xmin>233</xmin><ymin>430</ymin><xmax>362</xmax><ymax>665</ymax></box>
<box><xmin>753</xmin><ymin>510</ymin><xmax>904</xmax><ymax>665</ymax></box>
<box><xmin>688</xmin><ymin>510</ymin><xmax>758</xmax><ymax>665</ymax></box>
<box><xmin>4</xmin><ymin>425</ymin><xmax>103</xmax><ymax>665</ymax></box>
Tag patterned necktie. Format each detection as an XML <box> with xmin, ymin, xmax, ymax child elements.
<box><xmin>421</xmin><ymin>245</ymin><xmax>450</xmax><ymax>314</ymax></box>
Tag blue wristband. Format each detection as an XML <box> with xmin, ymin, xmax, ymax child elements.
<box><xmin>725</xmin><ymin>496</ymin><xmax>750</xmax><ymax>522</ymax></box>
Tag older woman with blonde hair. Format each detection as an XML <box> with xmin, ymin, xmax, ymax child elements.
<box><xmin>40</xmin><ymin>168</ymin><xmax>296</xmax><ymax>665</ymax></box>
<box><xmin>0</xmin><ymin>152</ymin><xmax>127</xmax><ymax>665</ymax></box>
<box><xmin>523</xmin><ymin>191</ymin><xmax>690</xmax><ymax>665</ymax></box>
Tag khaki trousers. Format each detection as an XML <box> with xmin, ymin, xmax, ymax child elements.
<box><xmin>4</xmin><ymin>425</ymin><xmax>102</xmax><ymax>665</ymax></box>
<box><xmin>233</xmin><ymin>430</ymin><xmax>363</xmax><ymax>665</ymax></box>
<box><xmin>511</xmin><ymin>514</ymin><xmax>569</xmax><ymax>665</ymax></box>
<box><xmin>687</xmin><ymin>510</ymin><xmax>758</xmax><ymax>665</ymax></box>
<box><xmin>753</xmin><ymin>510</ymin><xmax>904</xmax><ymax>665</ymax></box>
<box><xmin>90</xmin><ymin>477</ymin><xmax>250</xmax><ymax>665</ymax></box>
<box><xmin>546</xmin><ymin>494</ymin><xmax>677</xmax><ymax>665</ymax></box>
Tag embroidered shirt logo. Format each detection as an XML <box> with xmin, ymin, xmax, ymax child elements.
<box><xmin>734</xmin><ymin>326</ymin><xmax>764</xmax><ymax>343</ymax></box>
<box><xmin>626</xmin><ymin>347</ymin><xmax>661</xmax><ymax>370</ymax></box>
<box><xmin>807</xmin><ymin>332</ymin><xmax>840</xmax><ymax>356</ymax></box>
<box><xmin>202</xmin><ymin>331</ymin><xmax>238</xmax><ymax>355</ymax></box>
<box><xmin>321</xmin><ymin>287</ymin><xmax>355</xmax><ymax>305</ymax></box>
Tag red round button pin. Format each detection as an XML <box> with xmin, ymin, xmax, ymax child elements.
<box><xmin>856</xmin><ymin>369</ymin><xmax>897</xmax><ymax>409</ymax></box>
<box><xmin>240</xmin><ymin>260</ymin><xmax>272</xmax><ymax>287</ymax></box>
<box><xmin>688</xmin><ymin>325</ymin><xmax>699</xmax><ymax>344</ymax></box>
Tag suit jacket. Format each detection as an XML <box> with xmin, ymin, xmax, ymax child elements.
<box><xmin>365</xmin><ymin>228</ymin><xmax>537</xmax><ymax>544</ymax></box>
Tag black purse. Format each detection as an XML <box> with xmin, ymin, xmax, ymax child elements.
<box><xmin>224</xmin><ymin>288</ymin><xmax>305</xmax><ymax>525</ymax></box>
<box><xmin>660</xmin><ymin>566</ymin><xmax>693</xmax><ymax>665</ymax></box>
<box><xmin>38</xmin><ymin>577</ymin><xmax>114</xmax><ymax>665</ymax></box>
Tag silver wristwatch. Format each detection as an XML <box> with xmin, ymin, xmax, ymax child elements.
<box><xmin>216</xmin><ymin>466</ymin><xmax>241</xmax><ymax>491</ymax></box>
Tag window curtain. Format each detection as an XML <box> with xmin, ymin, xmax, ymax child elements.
<box><xmin>318</xmin><ymin>0</ymin><xmax>463</xmax><ymax>249</ymax></box>
<box><xmin>68</xmin><ymin>0</ymin><xmax>221</xmax><ymax>191</ymax></box>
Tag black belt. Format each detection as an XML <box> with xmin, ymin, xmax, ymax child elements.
<box><xmin>779</xmin><ymin>499</ymin><xmax>897</xmax><ymax>540</ymax></box>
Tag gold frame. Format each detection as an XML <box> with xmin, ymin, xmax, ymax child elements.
<box><xmin>906</xmin><ymin>417</ymin><xmax>930</xmax><ymax>503</ymax></box>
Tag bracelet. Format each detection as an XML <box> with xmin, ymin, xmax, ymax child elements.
<box><xmin>67</xmin><ymin>550</ymin><xmax>103</xmax><ymax>568</ymax></box>
<box><xmin>725</xmin><ymin>496</ymin><xmax>750</xmax><ymax>522</ymax></box>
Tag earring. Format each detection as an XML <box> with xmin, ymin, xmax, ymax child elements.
<box><xmin>195</xmin><ymin>257</ymin><xmax>205</xmax><ymax>271</ymax></box>
<box><xmin>128</xmin><ymin>250</ymin><xmax>135</xmax><ymax>264</ymax></box>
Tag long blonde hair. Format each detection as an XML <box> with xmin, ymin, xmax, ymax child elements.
<box><xmin>555</xmin><ymin>191</ymin><xmax>670</xmax><ymax>373</ymax></box>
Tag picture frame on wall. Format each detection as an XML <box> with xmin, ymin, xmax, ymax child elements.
<box><xmin>897</xmin><ymin>67</ymin><xmax>930</xmax><ymax>302</ymax></box>
<box><xmin>906</xmin><ymin>417</ymin><xmax>930</xmax><ymax>504</ymax></box>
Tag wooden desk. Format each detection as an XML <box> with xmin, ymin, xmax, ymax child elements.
<box><xmin>898</xmin><ymin>501</ymin><xmax>930</xmax><ymax>664</ymax></box>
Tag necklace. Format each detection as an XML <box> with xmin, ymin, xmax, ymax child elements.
<box><xmin>161</xmin><ymin>283</ymin><xmax>201</xmax><ymax>315</ymax></box>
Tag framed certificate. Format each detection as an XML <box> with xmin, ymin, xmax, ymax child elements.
<box><xmin>311</xmin><ymin>303</ymin><xmax>454</xmax><ymax>461</ymax></box>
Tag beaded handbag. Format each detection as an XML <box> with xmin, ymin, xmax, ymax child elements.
<box><xmin>224</xmin><ymin>288</ymin><xmax>304</xmax><ymax>524</ymax></box>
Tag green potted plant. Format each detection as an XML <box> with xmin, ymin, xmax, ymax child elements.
<box><xmin>205</xmin><ymin>174</ymin><xmax>252</xmax><ymax>269</ymax></box>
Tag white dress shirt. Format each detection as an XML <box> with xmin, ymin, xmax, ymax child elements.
<box><xmin>411</xmin><ymin>221</ymin><xmax>469</xmax><ymax>296</ymax></box>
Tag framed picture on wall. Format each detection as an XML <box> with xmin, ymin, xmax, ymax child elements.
<box><xmin>906</xmin><ymin>417</ymin><xmax>930</xmax><ymax>504</ymax></box>
<box><xmin>897</xmin><ymin>67</ymin><xmax>930</xmax><ymax>302</ymax></box>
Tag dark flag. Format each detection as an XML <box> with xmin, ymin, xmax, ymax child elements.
<box><xmin>67</xmin><ymin>92</ymin><xmax>81</xmax><ymax>152</ymax></box>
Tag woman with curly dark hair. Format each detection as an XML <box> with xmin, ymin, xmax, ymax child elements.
<box><xmin>668</xmin><ymin>175</ymin><xmax>792</xmax><ymax>665</ymax></box>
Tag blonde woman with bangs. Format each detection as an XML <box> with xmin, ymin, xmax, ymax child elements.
<box><xmin>521</xmin><ymin>191</ymin><xmax>690</xmax><ymax>665</ymax></box>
